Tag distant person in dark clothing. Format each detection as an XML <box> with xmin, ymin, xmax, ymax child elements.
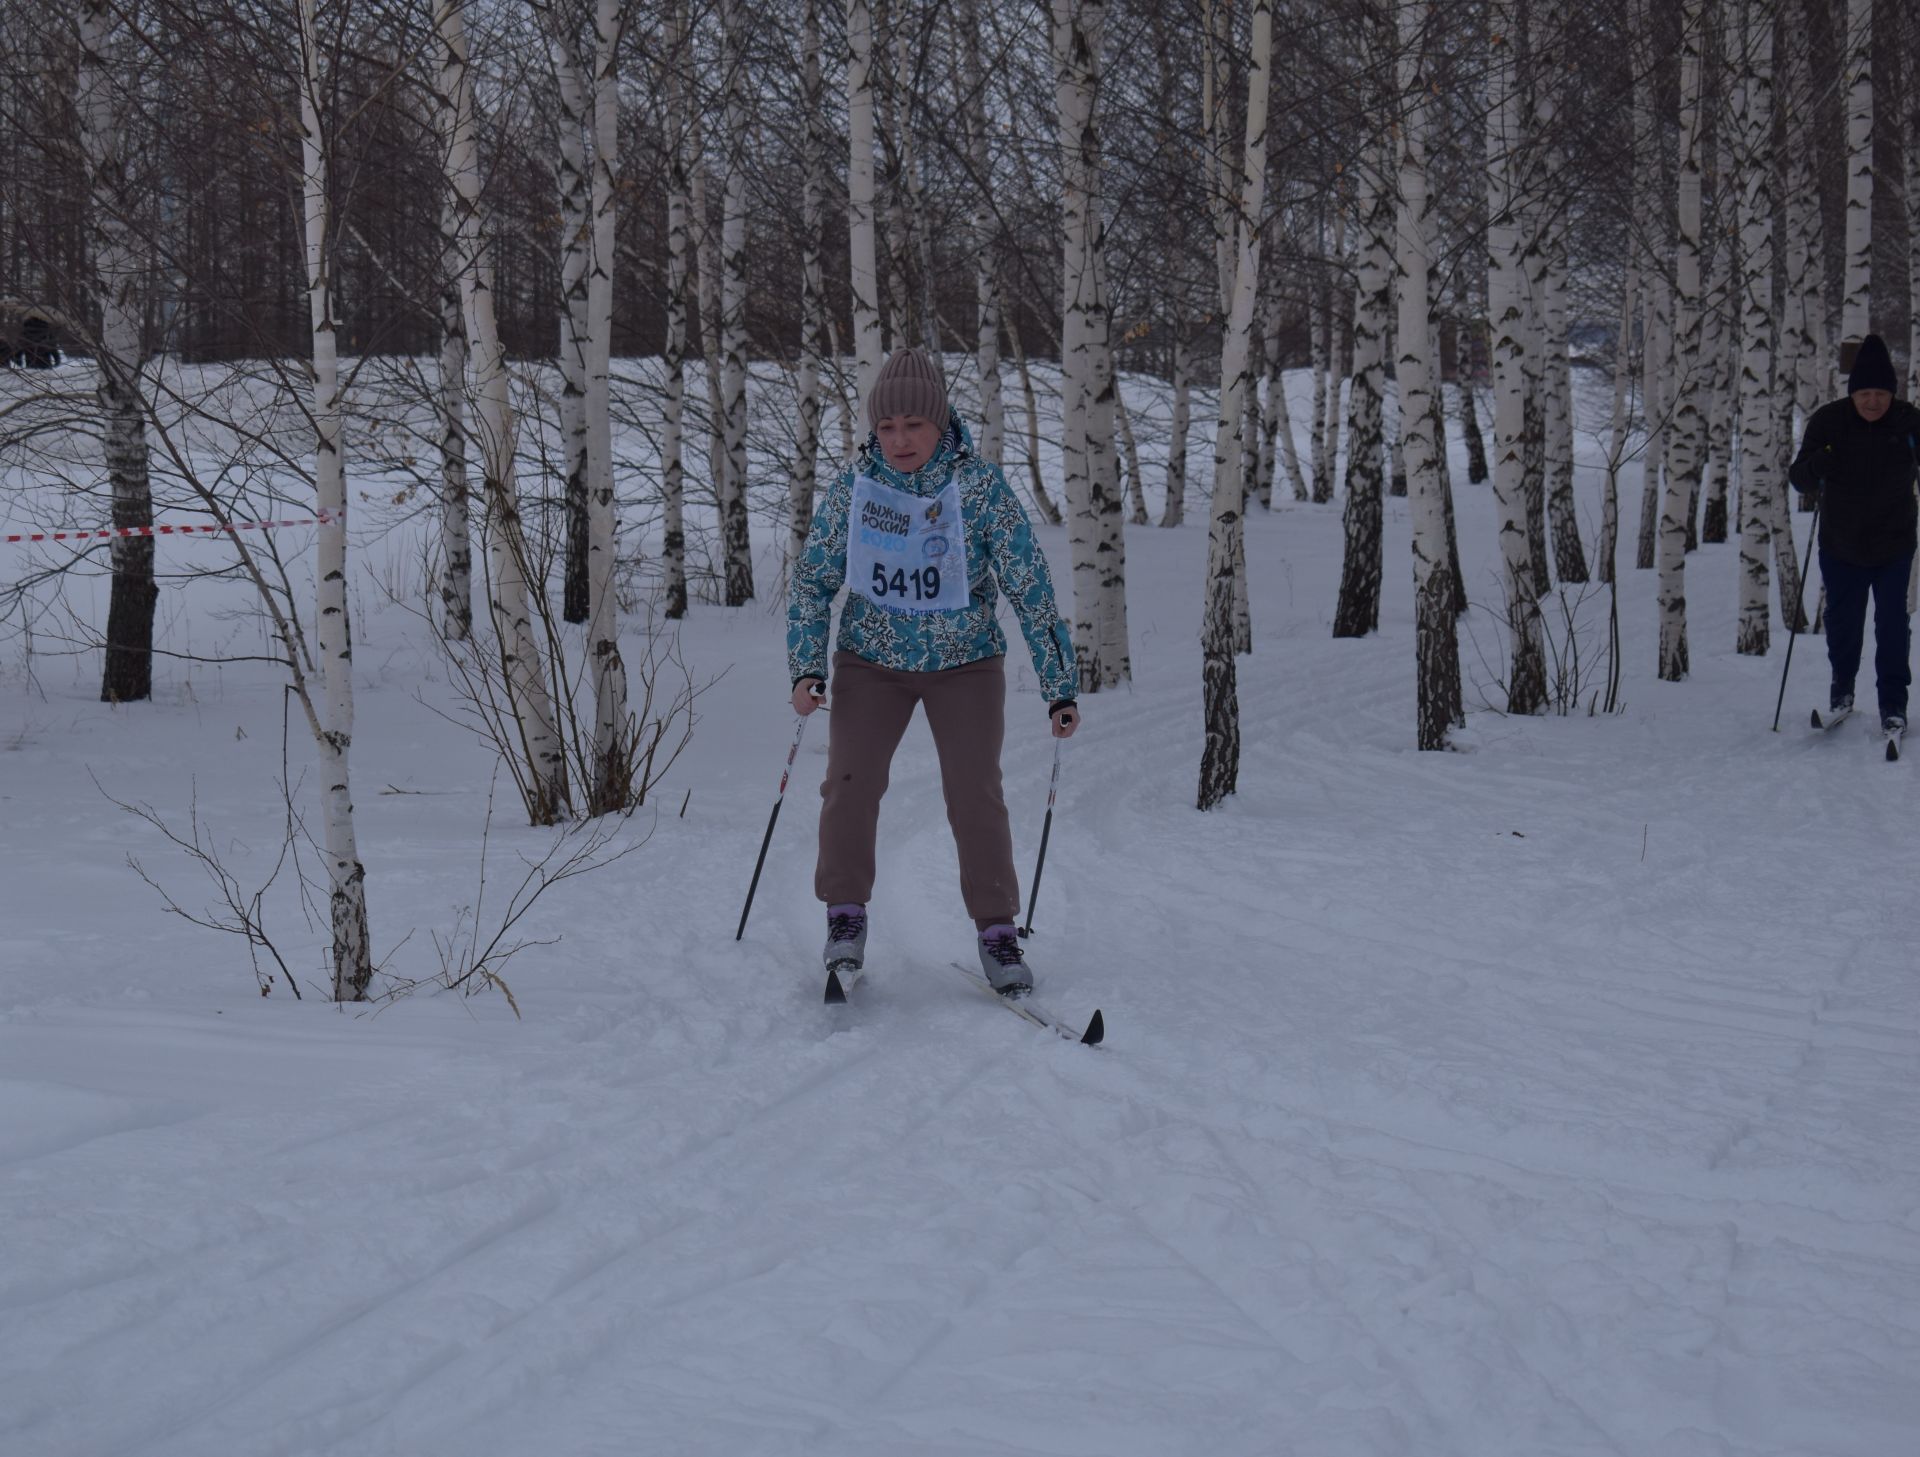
<box><xmin>1788</xmin><ymin>332</ymin><xmax>1920</xmax><ymax>731</ymax></box>
<box><xmin>17</xmin><ymin>316</ymin><xmax>59</xmax><ymax>369</ymax></box>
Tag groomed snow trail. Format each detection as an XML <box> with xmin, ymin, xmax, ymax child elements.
<box><xmin>3</xmin><ymin>370</ymin><xmax>1917</xmax><ymax>1456</ymax></box>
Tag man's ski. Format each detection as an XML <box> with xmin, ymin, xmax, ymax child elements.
<box><xmin>823</xmin><ymin>961</ymin><xmax>863</xmax><ymax>1003</ymax></box>
<box><xmin>1812</xmin><ymin>705</ymin><xmax>1855</xmax><ymax>731</ymax></box>
<box><xmin>1886</xmin><ymin>724</ymin><xmax>1906</xmax><ymax>761</ymax></box>
<box><xmin>946</xmin><ymin>962</ymin><xmax>1104</xmax><ymax>1046</ymax></box>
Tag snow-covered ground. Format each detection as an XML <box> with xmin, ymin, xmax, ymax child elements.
<box><xmin>2</xmin><ymin>363</ymin><xmax>1916</xmax><ymax>1456</ymax></box>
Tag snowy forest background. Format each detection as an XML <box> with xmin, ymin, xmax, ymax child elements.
<box><xmin>2</xmin><ymin>2</ymin><xmax>1920</xmax><ymax>1451</ymax></box>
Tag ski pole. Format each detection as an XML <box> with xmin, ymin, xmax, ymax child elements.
<box><xmin>1771</xmin><ymin>493</ymin><xmax>1822</xmax><ymax>732</ymax></box>
<box><xmin>736</xmin><ymin>694</ymin><xmax>818</xmax><ymax>941</ymax></box>
<box><xmin>1018</xmin><ymin>733</ymin><xmax>1065</xmax><ymax>939</ymax></box>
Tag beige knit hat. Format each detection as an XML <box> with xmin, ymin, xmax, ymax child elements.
<box><xmin>866</xmin><ymin>348</ymin><xmax>948</xmax><ymax>429</ymax></box>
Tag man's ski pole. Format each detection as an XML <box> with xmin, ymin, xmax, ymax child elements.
<box><xmin>1018</xmin><ymin>734</ymin><xmax>1064</xmax><ymax>939</ymax></box>
<box><xmin>736</xmin><ymin>699</ymin><xmax>816</xmax><ymax>941</ymax></box>
<box><xmin>1771</xmin><ymin>494</ymin><xmax>1822</xmax><ymax>732</ymax></box>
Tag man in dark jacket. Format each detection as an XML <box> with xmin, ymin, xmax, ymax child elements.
<box><xmin>1787</xmin><ymin>333</ymin><xmax>1920</xmax><ymax>731</ymax></box>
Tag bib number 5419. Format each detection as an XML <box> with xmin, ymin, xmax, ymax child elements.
<box><xmin>871</xmin><ymin>563</ymin><xmax>942</xmax><ymax>602</ymax></box>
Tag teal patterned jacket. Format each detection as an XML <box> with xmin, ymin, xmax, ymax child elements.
<box><xmin>787</xmin><ymin>413</ymin><xmax>1078</xmax><ymax>706</ymax></box>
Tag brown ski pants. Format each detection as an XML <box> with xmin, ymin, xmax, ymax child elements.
<box><xmin>816</xmin><ymin>651</ymin><xmax>1019</xmax><ymax>923</ymax></box>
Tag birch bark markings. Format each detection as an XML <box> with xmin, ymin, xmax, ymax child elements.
<box><xmin>552</xmin><ymin>17</ymin><xmax>592</xmax><ymax>626</ymax></box>
<box><xmin>297</xmin><ymin>0</ymin><xmax>373</xmax><ymax>1000</ymax></box>
<box><xmin>1837</xmin><ymin>0</ymin><xmax>1872</xmax><ymax>379</ymax></box>
<box><xmin>77</xmin><ymin>0</ymin><xmax>157</xmax><ymax>705</ymax></box>
<box><xmin>585</xmin><ymin>0</ymin><xmax>628</xmax><ymax>815</ymax></box>
<box><xmin>1333</xmin><ymin>132</ymin><xmax>1391</xmax><ymax>641</ymax></box>
<box><xmin>719</xmin><ymin>0</ymin><xmax>753</xmax><ymax>606</ymax></box>
<box><xmin>1658</xmin><ymin>0</ymin><xmax>1707</xmax><ymax>682</ymax></box>
<box><xmin>790</xmin><ymin>0</ymin><xmax>827</xmax><ymax>570</ymax></box>
<box><xmin>437</xmin><ymin>192</ymin><xmax>473</xmax><ymax>640</ymax></box>
<box><xmin>1730</xmin><ymin>0</ymin><xmax>1774</xmax><ymax>656</ymax></box>
<box><xmin>846</xmin><ymin>0</ymin><xmax>883</xmax><ymax>404</ymax></box>
<box><xmin>1394</xmin><ymin>0</ymin><xmax>1460</xmax><ymax>747</ymax></box>
<box><xmin>1486</xmin><ymin>1</ymin><xmax>1546</xmax><ymax>714</ymax></box>
<box><xmin>661</xmin><ymin>0</ymin><xmax>691</xmax><ymax>619</ymax></box>
<box><xmin>960</xmin><ymin>0</ymin><xmax>1004</xmax><ymax>466</ymax></box>
<box><xmin>1198</xmin><ymin>0</ymin><xmax>1271</xmax><ymax>811</ymax></box>
<box><xmin>1053</xmin><ymin>0</ymin><xmax>1129</xmax><ymax>690</ymax></box>
<box><xmin>438</xmin><ymin>0</ymin><xmax>569</xmax><ymax>824</ymax></box>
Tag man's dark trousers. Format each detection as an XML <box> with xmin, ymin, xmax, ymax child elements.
<box><xmin>1822</xmin><ymin>550</ymin><xmax>1915</xmax><ymax>718</ymax></box>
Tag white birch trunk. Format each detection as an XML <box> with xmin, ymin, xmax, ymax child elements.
<box><xmin>1699</xmin><ymin>118</ymin><xmax>1737</xmax><ymax>545</ymax></box>
<box><xmin>719</xmin><ymin>0</ymin><xmax>752</xmax><ymax>605</ymax></box>
<box><xmin>77</xmin><ymin>0</ymin><xmax>157</xmax><ymax>705</ymax></box>
<box><xmin>1838</xmin><ymin>0</ymin><xmax>1872</xmax><ymax>379</ymax></box>
<box><xmin>661</xmin><ymin>0</ymin><xmax>691</xmax><ymax>619</ymax></box>
<box><xmin>1658</xmin><ymin>0</ymin><xmax>1706</xmax><ymax>681</ymax></box>
<box><xmin>584</xmin><ymin>0</ymin><xmax>627</xmax><ymax>814</ymax></box>
<box><xmin>1308</xmin><ymin>257</ymin><xmax>1331</xmax><ymax>503</ymax></box>
<box><xmin>438</xmin><ymin>0</ymin><xmax>569</xmax><ymax>824</ymax></box>
<box><xmin>960</xmin><ymin>0</ymin><xmax>1003</xmax><ymax>465</ymax></box>
<box><xmin>1054</xmin><ymin>0</ymin><xmax>1128</xmax><ymax>689</ymax></box>
<box><xmin>1254</xmin><ymin>297</ymin><xmax>1288</xmax><ymax>508</ymax></box>
<box><xmin>1487</xmin><ymin>0</ymin><xmax>1545</xmax><ymax>713</ymax></box>
<box><xmin>1198</xmin><ymin>0</ymin><xmax>1271</xmax><ymax>810</ymax></box>
<box><xmin>1395</xmin><ymin>0</ymin><xmax>1458</xmax><ymax>746</ymax></box>
<box><xmin>1601</xmin><ymin>264</ymin><xmax>1639</xmax><ymax>585</ymax></box>
<box><xmin>1333</xmin><ymin>133</ymin><xmax>1391</xmax><ymax>641</ymax></box>
<box><xmin>298</xmin><ymin>0</ymin><xmax>374</xmax><ymax>999</ymax></box>
<box><xmin>1636</xmin><ymin>274</ymin><xmax>1671</xmax><ymax>574</ymax></box>
<box><xmin>1161</xmin><ymin>319</ymin><xmax>1191</xmax><ymax>526</ymax></box>
<box><xmin>847</xmin><ymin>0</ymin><xmax>883</xmax><ymax>403</ymax></box>
<box><xmin>1731</xmin><ymin>0</ymin><xmax>1774</xmax><ymax>655</ymax></box>
<box><xmin>1779</xmin><ymin>34</ymin><xmax>1824</xmax><ymax>505</ymax></box>
<box><xmin>791</xmin><ymin>0</ymin><xmax>827</xmax><ymax>571</ymax></box>
<box><xmin>437</xmin><ymin>191</ymin><xmax>473</xmax><ymax>640</ymax></box>
<box><xmin>552</xmin><ymin>18</ymin><xmax>592</xmax><ymax>625</ymax></box>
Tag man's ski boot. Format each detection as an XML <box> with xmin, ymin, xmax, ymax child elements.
<box><xmin>977</xmin><ymin>924</ymin><xmax>1034</xmax><ymax>997</ymax></box>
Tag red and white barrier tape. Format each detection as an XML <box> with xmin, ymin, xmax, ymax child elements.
<box><xmin>3</xmin><ymin>511</ymin><xmax>333</xmax><ymax>545</ymax></box>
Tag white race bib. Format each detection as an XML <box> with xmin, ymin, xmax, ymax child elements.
<box><xmin>847</xmin><ymin>474</ymin><xmax>969</xmax><ymax>613</ymax></box>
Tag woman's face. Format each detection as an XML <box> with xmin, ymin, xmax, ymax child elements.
<box><xmin>876</xmin><ymin>414</ymin><xmax>940</xmax><ymax>472</ymax></box>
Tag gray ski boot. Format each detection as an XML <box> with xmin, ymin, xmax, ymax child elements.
<box><xmin>976</xmin><ymin>924</ymin><xmax>1033</xmax><ymax>996</ymax></box>
<box><xmin>823</xmin><ymin>904</ymin><xmax>867</xmax><ymax>1001</ymax></box>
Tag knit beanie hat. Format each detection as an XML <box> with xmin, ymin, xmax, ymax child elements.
<box><xmin>1848</xmin><ymin>333</ymin><xmax>1897</xmax><ymax>394</ymax></box>
<box><xmin>867</xmin><ymin>348</ymin><xmax>948</xmax><ymax>429</ymax></box>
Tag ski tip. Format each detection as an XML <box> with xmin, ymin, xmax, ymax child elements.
<box><xmin>1888</xmin><ymin>740</ymin><xmax>1901</xmax><ymax>762</ymax></box>
<box><xmin>1811</xmin><ymin>708</ymin><xmax>1823</xmax><ymax>729</ymax></box>
<box><xmin>824</xmin><ymin>968</ymin><xmax>847</xmax><ymax>1004</ymax></box>
<box><xmin>1080</xmin><ymin>1009</ymin><xmax>1105</xmax><ymax>1046</ymax></box>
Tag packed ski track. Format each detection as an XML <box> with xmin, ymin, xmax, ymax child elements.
<box><xmin>3</xmin><ymin>366</ymin><xmax>1918</xmax><ymax>1456</ymax></box>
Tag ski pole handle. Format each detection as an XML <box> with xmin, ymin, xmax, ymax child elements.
<box><xmin>1019</xmin><ymin>736</ymin><xmax>1063</xmax><ymax>938</ymax></box>
<box><xmin>736</xmin><ymin>711</ymin><xmax>811</xmax><ymax>941</ymax></box>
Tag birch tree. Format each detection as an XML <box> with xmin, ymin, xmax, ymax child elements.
<box><xmin>1333</xmin><ymin>131</ymin><xmax>1391</xmax><ymax>641</ymax></box>
<box><xmin>659</xmin><ymin>0</ymin><xmax>691</xmax><ymax>618</ymax></box>
<box><xmin>718</xmin><ymin>0</ymin><xmax>752</xmax><ymax>606</ymax></box>
<box><xmin>1600</xmin><ymin>265</ymin><xmax>1639</xmax><ymax>584</ymax></box>
<box><xmin>1658</xmin><ymin>0</ymin><xmax>1707</xmax><ymax>681</ymax></box>
<box><xmin>76</xmin><ymin>0</ymin><xmax>157</xmax><ymax>705</ymax></box>
<box><xmin>1487</xmin><ymin>0</ymin><xmax>1545</xmax><ymax>713</ymax></box>
<box><xmin>551</xmin><ymin>8</ymin><xmax>592</xmax><ymax>625</ymax></box>
<box><xmin>789</xmin><ymin>0</ymin><xmax>827</xmax><ymax>569</ymax></box>
<box><xmin>436</xmin><ymin>191</ymin><xmax>474</xmax><ymax>641</ymax></box>
<box><xmin>1054</xmin><ymin>0</ymin><xmax>1129</xmax><ymax>690</ymax></box>
<box><xmin>584</xmin><ymin>0</ymin><xmax>627</xmax><ymax>814</ymax></box>
<box><xmin>438</xmin><ymin>0</ymin><xmax>569</xmax><ymax>824</ymax></box>
<box><xmin>1730</xmin><ymin>0</ymin><xmax>1773</xmax><ymax>656</ymax></box>
<box><xmin>846</xmin><ymin>0</ymin><xmax>883</xmax><ymax>403</ymax></box>
<box><xmin>660</xmin><ymin>0</ymin><xmax>691</xmax><ymax>618</ymax></box>
<box><xmin>959</xmin><ymin>0</ymin><xmax>1004</xmax><ymax>466</ymax></box>
<box><xmin>1198</xmin><ymin>0</ymin><xmax>1271</xmax><ymax>811</ymax></box>
<box><xmin>1395</xmin><ymin>0</ymin><xmax>1459</xmax><ymax>747</ymax></box>
<box><xmin>1837</xmin><ymin>0</ymin><xmax>1871</xmax><ymax>383</ymax></box>
<box><xmin>297</xmin><ymin>0</ymin><xmax>373</xmax><ymax>999</ymax></box>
